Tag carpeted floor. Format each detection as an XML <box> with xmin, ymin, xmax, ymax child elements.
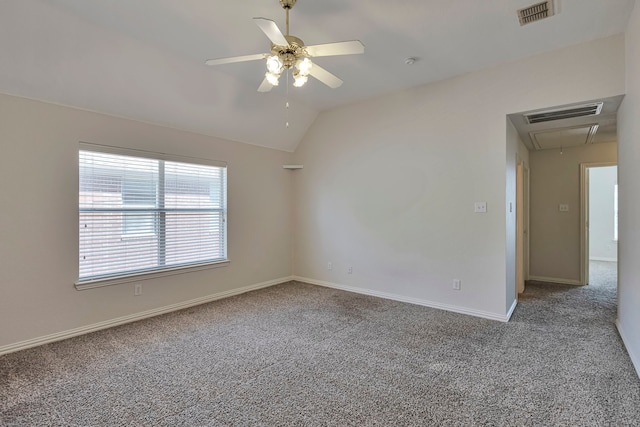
<box><xmin>1</xmin><ymin>262</ymin><xmax>639</xmax><ymax>426</ymax></box>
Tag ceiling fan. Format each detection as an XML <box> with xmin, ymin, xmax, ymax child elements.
<box><xmin>205</xmin><ymin>0</ymin><xmax>364</xmax><ymax>92</ymax></box>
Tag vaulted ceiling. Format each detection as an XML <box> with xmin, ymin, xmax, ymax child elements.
<box><xmin>0</xmin><ymin>0</ymin><xmax>634</xmax><ymax>152</ymax></box>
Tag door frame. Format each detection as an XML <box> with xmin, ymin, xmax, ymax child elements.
<box><xmin>524</xmin><ymin>164</ymin><xmax>530</xmax><ymax>285</ymax></box>
<box><xmin>516</xmin><ymin>158</ymin><xmax>530</xmax><ymax>294</ymax></box>
<box><xmin>580</xmin><ymin>162</ymin><xmax>617</xmax><ymax>286</ymax></box>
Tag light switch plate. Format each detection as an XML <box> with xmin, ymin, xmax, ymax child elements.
<box><xmin>559</xmin><ymin>204</ymin><xmax>569</xmax><ymax>212</ymax></box>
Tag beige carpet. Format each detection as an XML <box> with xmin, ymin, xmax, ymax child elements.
<box><xmin>1</xmin><ymin>269</ymin><xmax>639</xmax><ymax>425</ymax></box>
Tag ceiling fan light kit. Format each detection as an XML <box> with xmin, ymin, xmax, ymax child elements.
<box><xmin>205</xmin><ymin>0</ymin><xmax>364</xmax><ymax>92</ymax></box>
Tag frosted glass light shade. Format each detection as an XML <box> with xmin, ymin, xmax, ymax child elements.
<box><xmin>265</xmin><ymin>71</ymin><xmax>280</xmax><ymax>86</ymax></box>
<box><xmin>293</xmin><ymin>74</ymin><xmax>308</xmax><ymax>87</ymax></box>
<box><xmin>266</xmin><ymin>55</ymin><xmax>283</xmax><ymax>73</ymax></box>
<box><xmin>296</xmin><ymin>58</ymin><xmax>313</xmax><ymax>76</ymax></box>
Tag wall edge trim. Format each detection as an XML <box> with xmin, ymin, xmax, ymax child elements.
<box><xmin>0</xmin><ymin>276</ymin><xmax>293</xmax><ymax>356</ymax></box>
<box><xmin>292</xmin><ymin>276</ymin><xmax>509</xmax><ymax>322</ymax></box>
<box><xmin>506</xmin><ymin>298</ymin><xmax>518</xmax><ymax>321</ymax></box>
<box><xmin>616</xmin><ymin>319</ymin><xmax>640</xmax><ymax>379</ymax></box>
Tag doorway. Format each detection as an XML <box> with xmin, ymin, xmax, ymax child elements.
<box><xmin>580</xmin><ymin>163</ymin><xmax>618</xmax><ymax>287</ymax></box>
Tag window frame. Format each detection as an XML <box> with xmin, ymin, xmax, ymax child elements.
<box><xmin>75</xmin><ymin>142</ymin><xmax>229</xmax><ymax>290</ymax></box>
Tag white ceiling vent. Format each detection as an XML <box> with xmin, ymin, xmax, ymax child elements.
<box><xmin>523</xmin><ymin>102</ymin><xmax>603</xmax><ymax>125</ymax></box>
<box><xmin>518</xmin><ymin>1</ymin><xmax>555</xmax><ymax>26</ymax></box>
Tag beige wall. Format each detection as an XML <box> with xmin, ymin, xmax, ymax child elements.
<box><xmin>618</xmin><ymin>1</ymin><xmax>640</xmax><ymax>377</ymax></box>
<box><xmin>292</xmin><ymin>35</ymin><xmax>625</xmax><ymax>320</ymax></box>
<box><xmin>0</xmin><ymin>94</ymin><xmax>293</xmax><ymax>350</ymax></box>
<box><xmin>528</xmin><ymin>143</ymin><xmax>617</xmax><ymax>283</ymax></box>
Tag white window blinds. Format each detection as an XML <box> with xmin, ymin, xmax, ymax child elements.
<box><xmin>78</xmin><ymin>146</ymin><xmax>227</xmax><ymax>283</ymax></box>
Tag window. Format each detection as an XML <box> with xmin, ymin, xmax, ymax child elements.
<box><xmin>78</xmin><ymin>144</ymin><xmax>227</xmax><ymax>285</ymax></box>
<box><xmin>122</xmin><ymin>170</ymin><xmax>157</xmax><ymax>237</ymax></box>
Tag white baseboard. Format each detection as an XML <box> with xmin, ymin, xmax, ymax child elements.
<box><xmin>528</xmin><ymin>275</ymin><xmax>582</xmax><ymax>286</ymax></box>
<box><xmin>589</xmin><ymin>257</ymin><xmax>617</xmax><ymax>262</ymax></box>
<box><xmin>0</xmin><ymin>276</ymin><xmax>293</xmax><ymax>356</ymax></box>
<box><xmin>293</xmin><ymin>276</ymin><xmax>511</xmax><ymax>322</ymax></box>
<box><xmin>616</xmin><ymin>319</ymin><xmax>640</xmax><ymax>379</ymax></box>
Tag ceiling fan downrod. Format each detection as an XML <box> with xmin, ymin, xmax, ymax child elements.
<box><xmin>279</xmin><ymin>0</ymin><xmax>296</xmax><ymax>36</ymax></box>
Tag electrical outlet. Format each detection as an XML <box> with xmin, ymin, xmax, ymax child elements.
<box><xmin>452</xmin><ymin>279</ymin><xmax>461</xmax><ymax>290</ymax></box>
<box><xmin>348</xmin><ymin>266</ymin><xmax>353</xmax><ymax>274</ymax></box>
<box><xmin>328</xmin><ymin>261</ymin><xmax>332</xmax><ymax>270</ymax></box>
<box><xmin>134</xmin><ymin>284</ymin><xmax>142</xmax><ymax>296</ymax></box>
<box><xmin>474</xmin><ymin>202</ymin><xmax>487</xmax><ymax>213</ymax></box>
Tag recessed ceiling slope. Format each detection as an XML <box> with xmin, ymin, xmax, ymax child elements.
<box><xmin>0</xmin><ymin>0</ymin><xmax>635</xmax><ymax>152</ymax></box>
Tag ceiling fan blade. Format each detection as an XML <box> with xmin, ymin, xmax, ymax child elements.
<box><xmin>309</xmin><ymin>63</ymin><xmax>343</xmax><ymax>89</ymax></box>
<box><xmin>254</xmin><ymin>18</ymin><xmax>289</xmax><ymax>47</ymax></box>
<box><xmin>205</xmin><ymin>53</ymin><xmax>266</xmax><ymax>66</ymax></box>
<box><xmin>257</xmin><ymin>77</ymin><xmax>274</xmax><ymax>93</ymax></box>
<box><xmin>305</xmin><ymin>40</ymin><xmax>364</xmax><ymax>57</ymax></box>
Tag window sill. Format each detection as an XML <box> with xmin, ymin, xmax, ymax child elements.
<box><xmin>74</xmin><ymin>260</ymin><xmax>230</xmax><ymax>291</ymax></box>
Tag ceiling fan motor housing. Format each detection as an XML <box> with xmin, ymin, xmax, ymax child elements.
<box><xmin>271</xmin><ymin>35</ymin><xmax>307</xmax><ymax>69</ymax></box>
<box><xmin>279</xmin><ymin>0</ymin><xmax>297</xmax><ymax>9</ymax></box>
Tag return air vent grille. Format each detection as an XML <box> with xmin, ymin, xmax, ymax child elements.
<box><xmin>524</xmin><ymin>102</ymin><xmax>603</xmax><ymax>124</ymax></box>
<box><xmin>518</xmin><ymin>1</ymin><xmax>555</xmax><ymax>26</ymax></box>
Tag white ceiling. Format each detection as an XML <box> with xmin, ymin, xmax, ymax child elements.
<box><xmin>0</xmin><ymin>0</ymin><xmax>635</xmax><ymax>152</ymax></box>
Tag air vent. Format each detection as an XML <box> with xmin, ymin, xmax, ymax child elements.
<box><xmin>518</xmin><ymin>1</ymin><xmax>555</xmax><ymax>26</ymax></box>
<box><xmin>523</xmin><ymin>102</ymin><xmax>603</xmax><ymax>125</ymax></box>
